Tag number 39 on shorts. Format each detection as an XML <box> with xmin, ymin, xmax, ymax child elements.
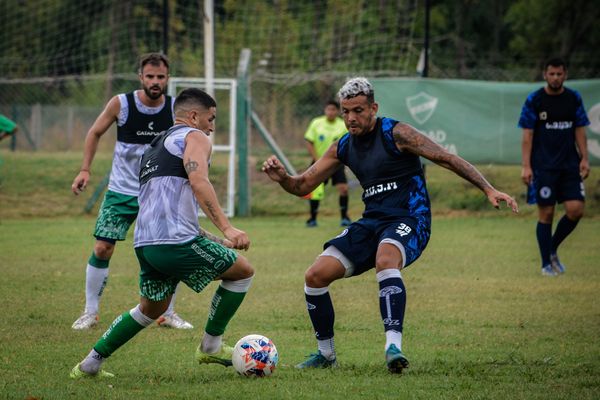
<box><xmin>395</xmin><ymin>223</ymin><xmax>412</xmax><ymax>237</ymax></box>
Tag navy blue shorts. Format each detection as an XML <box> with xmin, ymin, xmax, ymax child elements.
<box><xmin>531</xmin><ymin>169</ymin><xmax>585</xmax><ymax>206</ymax></box>
<box><xmin>329</xmin><ymin>166</ymin><xmax>347</xmax><ymax>185</ymax></box>
<box><xmin>324</xmin><ymin>214</ymin><xmax>431</xmax><ymax>276</ymax></box>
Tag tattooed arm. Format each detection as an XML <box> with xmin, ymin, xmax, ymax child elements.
<box><xmin>198</xmin><ymin>227</ymin><xmax>233</xmax><ymax>248</ymax></box>
<box><xmin>184</xmin><ymin>130</ymin><xmax>250</xmax><ymax>250</ymax></box>
<box><xmin>393</xmin><ymin>122</ymin><xmax>518</xmax><ymax>212</ymax></box>
<box><xmin>262</xmin><ymin>142</ymin><xmax>343</xmax><ymax>196</ymax></box>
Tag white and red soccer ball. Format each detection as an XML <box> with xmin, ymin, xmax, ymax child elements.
<box><xmin>232</xmin><ymin>334</ymin><xmax>278</xmax><ymax>377</ymax></box>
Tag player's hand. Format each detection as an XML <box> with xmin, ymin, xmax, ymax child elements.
<box><xmin>223</xmin><ymin>226</ymin><xmax>250</xmax><ymax>251</ymax></box>
<box><xmin>262</xmin><ymin>156</ymin><xmax>288</xmax><ymax>183</ymax></box>
<box><xmin>580</xmin><ymin>159</ymin><xmax>590</xmax><ymax>180</ymax></box>
<box><xmin>486</xmin><ymin>189</ymin><xmax>519</xmax><ymax>213</ymax></box>
<box><xmin>71</xmin><ymin>171</ymin><xmax>90</xmax><ymax>195</ymax></box>
<box><xmin>521</xmin><ymin>166</ymin><xmax>533</xmax><ymax>185</ymax></box>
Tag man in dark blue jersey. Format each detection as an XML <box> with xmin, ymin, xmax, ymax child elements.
<box><xmin>519</xmin><ymin>58</ymin><xmax>590</xmax><ymax>277</ymax></box>
<box><xmin>263</xmin><ymin>77</ymin><xmax>518</xmax><ymax>374</ymax></box>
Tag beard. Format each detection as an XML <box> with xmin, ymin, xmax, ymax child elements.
<box><xmin>143</xmin><ymin>85</ymin><xmax>164</xmax><ymax>100</ymax></box>
<box><xmin>548</xmin><ymin>82</ymin><xmax>563</xmax><ymax>92</ymax></box>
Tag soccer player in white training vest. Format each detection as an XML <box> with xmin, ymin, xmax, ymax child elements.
<box><xmin>71</xmin><ymin>87</ymin><xmax>254</xmax><ymax>378</ymax></box>
<box><xmin>70</xmin><ymin>53</ymin><xmax>192</xmax><ymax>330</ymax></box>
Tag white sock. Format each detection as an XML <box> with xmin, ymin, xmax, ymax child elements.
<box><xmin>317</xmin><ymin>338</ymin><xmax>336</xmax><ymax>360</ymax></box>
<box><xmin>79</xmin><ymin>349</ymin><xmax>105</xmax><ymax>375</ymax></box>
<box><xmin>385</xmin><ymin>330</ymin><xmax>403</xmax><ymax>352</ymax></box>
<box><xmin>85</xmin><ymin>264</ymin><xmax>109</xmax><ymax>315</ymax></box>
<box><xmin>130</xmin><ymin>304</ymin><xmax>155</xmax><ymax>327</ymax></box>
<box><xmin>221</xmin><ymin>276</ymin><xmax>253</xmax><ymax>293</ymax></box>
<box><xmin>376</xmin><ymin>268</ymin><xmax>402</xmax><ymax>282</ymax></box>
<box><xmin>200</xmin><ymin>332</ymin><xmax>223</xmax><ymax>354</ymax></box>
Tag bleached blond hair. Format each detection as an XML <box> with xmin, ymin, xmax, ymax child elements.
<box><xmin>337</xmin><ymin>77</ymin><xmax>374</xmax><ymax>102</ymax></box>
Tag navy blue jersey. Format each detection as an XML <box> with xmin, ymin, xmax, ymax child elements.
<box><xmin>518</xmin><ymin>87</ymin><xmax>589</xmax><ymax>171</ymax></box>
<box><xmin>337</xmin><ymin>117</ymin><xmax>427</xmax><ymax>219</ymax></box>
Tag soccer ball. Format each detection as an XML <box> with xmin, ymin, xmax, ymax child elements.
<box><xmin>232</xmin><ymin>334</ymin><xmax>278</xmax><ymax>377</ymax></box>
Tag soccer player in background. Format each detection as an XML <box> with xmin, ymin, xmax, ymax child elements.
<box><xmin>519</xmin><ymin>58</ymin><xmax>590</xmax><ymax>276</ymax></box>
<box><xmin>0</xmin><ymin>114</ymin><xmax>18</xmax><ymax>141</ymax></box>
<box><xmin>70</xmin><ymin>88</ymin><xmax>253</xmax><ymax>379</ymax></box>
<box><xmin>70</xmin><ymin>53</ymin><xmax>192</xmax><ymax>330</ymax></box>
<box><xmin>263</xmin><ymin>77</ymin><xmax>518</xmax><ymax>373</ymax></box>
<box><xmin>304</xmin><ymin>100</ymin><xmax>352</xmax><ymax>227</ymax></box>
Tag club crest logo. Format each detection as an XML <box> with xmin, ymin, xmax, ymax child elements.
<box><xmin>539</xmin><ymin>186</ymin><xmax>552</xmax><ymax>199</ymax></box>
<box><xmin>406</xmin><ymin>92</ymin><xmax>438</xmax><ymax>125</ymax></box>
<box><xmin>539</xmin><ymin>111</ymin><xmax>547</xmax><ymax>121</ymax></box>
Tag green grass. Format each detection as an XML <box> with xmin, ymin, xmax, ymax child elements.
<box><xmin>0</xmin><ymin>216</ymin><xmax>598</xmax><ymax>399</ymax></box>
<box><xmin>0</xmin><ymin>151</ymin><xmax>599</xmax><ymax>399</ymax></box>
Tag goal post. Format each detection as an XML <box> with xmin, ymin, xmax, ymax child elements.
<box><xmin>168</xmin><ymin>77</ymin><xmax>237</xmax><ymax>217</ymax></box>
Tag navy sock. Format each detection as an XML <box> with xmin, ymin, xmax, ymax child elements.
<box><xmin>551</xmin><ymin>215</ymin><xmax>579</xmax><ymax>253</ymax></box>
<box><xmin>304</xmin><ymin>286</ymin><xmax>334</xmax><ymax>340</ymax></box>
<box><xmin>339</xmin><ymin>195</ymin><xmax>349</xmax><ymax>219</ymax></box>
<box><xmin>378</xmin><ymin>274</ymin><xmax>406</xmax><ymax>334</ymax></box>
<box><xmin>309</xmin><ymin>200</ymin><xmax>319</xmax><ymax>221</ymax></box>
<box><xmin>536</xmin><ymin>222</ymin><xmax>552</xmax><ymax>267</ymax></box>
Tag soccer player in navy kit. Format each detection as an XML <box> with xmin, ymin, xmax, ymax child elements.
<box><xmin>519</xmin><ymin>58</ymin><xmax>590</xmax><ymax>276</ymax></box>
<box><xmin>263</xmin><ymin>77</ymin><xmax>518</xmax><ymax>373</ymax></box>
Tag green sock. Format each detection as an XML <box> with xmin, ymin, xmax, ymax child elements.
<box><xmin>205</xmin><ymin>285</ymin><xmax>247</xmax><ymax>336</ymax></box>
<box><xmin>89</xmin><ymin>252</ymin><xmax>109</xmax><ymax>269</ymax></box>
<box><xmin>93</xmin><ymin>311</ymin><xmax>145</xmax><ymax>357</ymax></box>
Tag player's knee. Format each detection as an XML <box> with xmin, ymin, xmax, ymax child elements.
<box><xmin>375</xmin><ymin>254</ymin><xmax>402</xmax><ymax>270</ymax></box>
<box><xmin>566</xmin><ymin>208</ymin><xmax>584</xmax><ymax>221</ymax></box>
<box><xmin>235</xmin><ymin>255</ymin><xmax>255</xmax><ymax>279</ymax></box>
<box><xmin>538</xmin><ymin>209</ymin><xmax>554</xmax><ymax>224</ymax></box>
<box><xmin>304</xmin><ymin>267</ymin><xmax>331</xmax><ymax>288</ymax></box>
<box><xmin>139</xmin><ymin>299</ymin><xmax>169</xmax><ymax>320</ymax></box>
<box><xmin>94</xmin><ymin>241</ymin><xmax>115</xmax><ymax>260</ymax></box>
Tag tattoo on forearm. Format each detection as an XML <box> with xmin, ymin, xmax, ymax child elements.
<box><xmin>184</xmin><ymin>158</ymin><xmax>199</xmax><ymax>174</ymax></box>
<box><xmin>449</xmin><ymin>158</ymin><xmax>491</xmax><ymax>192</ymax></box>
<box><xmin>198</xmin><ymin>227</ymin><xmax>226</xmax><ymax>245</ymax></box>
<box><xmin>306</xmin><ymin>165</ymin><xmax>318</xmax><ymax>177</ymax></box>
<box><xmin>203</xmin><ymin>200</ymin><xmax>221</xmax><ymax>223</ymax></box>
<box><xmin>394</xmin><ymin>124</ymin><xmax>491</xmax><ymax>192</ymax></box>
<box><xmin>279</xmin><ymin>175</ymin><xmax>304</xmax><ymax>195</ymax></box>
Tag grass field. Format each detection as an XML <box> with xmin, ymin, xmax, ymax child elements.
<box><xmin>0</xmin><ymin>151</ymin><xmax>599</xmax><ymax>399</ymax></box>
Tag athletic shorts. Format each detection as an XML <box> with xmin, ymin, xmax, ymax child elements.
<box><xmin>135</xmin><ymin>236</ymin><xmax>238</xmax><ymax>301</ymax></box>
<box><xmin>324</xmin><ymin>214</ymin><xmax>431</xmax><ymax>277</ymax></box>
<box><xmin>531</xmin><ymin>169</ymin><xmax>585</xmax><ymax>206</ymax></box>
<box><xmin>329</xmin><ymin>166</ymin><xmax>347</xmax><ymax>185</ymax></box>
<box><xmin>93</xmin><ymin>190</ymin><xmax>139</xmax><ymax>241</ymax></box>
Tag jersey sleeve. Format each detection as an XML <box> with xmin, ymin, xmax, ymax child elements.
<box><xmin>304</xmin><ymin>119</ymin><xmax>318</xmax><ymax>142</ymax></box>
<box><xmin>336</xmin><ymin>133</ymin><xmax>350</xmax><ymax>164</ymax></box>
<box><xmin>381</xmin><ymin>118</ymin><xmax>403</xmax><ymax>156</ymax></box>
<box><xmin>117</xmin><ymin>93</ymin><xmax>128</xmax><ymax>127</ymax></box>
<box><xmin>164</xmin><ymin>127</ymin><xmax>200</xmax><ymax>158</ymax></box>
<box><xmin>518</xmin><ymin>92</ymin><xmax>537</xmax><ymax>129</ymax></box>
<box><xmin>574</xmin><ymin>91</ymin><xmax>591</xmax><ymax>127</ymax></box>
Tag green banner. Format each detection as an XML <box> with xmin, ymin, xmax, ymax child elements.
<box><xmin>372</xmin><ymin>78</ymin><xmax>600</xmax><ymax>165</ymax></box>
